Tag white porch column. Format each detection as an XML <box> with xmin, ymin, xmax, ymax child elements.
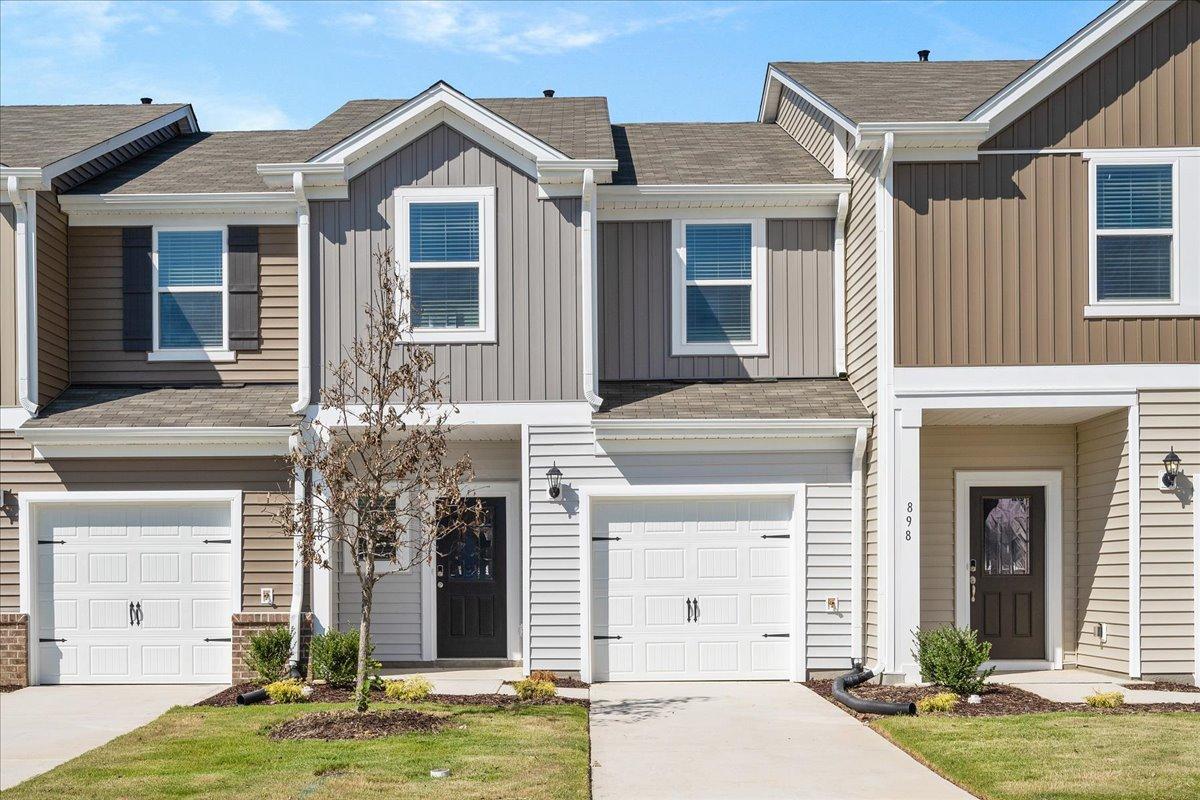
<box><xmin>310</xmin><ymin>473</ymin><xmax>335</xmax><ymax>635</ymax></box>
<box><xmin>891</xmin><ymin>406</ymin><xmax>922</xmax><ymax>681</ymax></box>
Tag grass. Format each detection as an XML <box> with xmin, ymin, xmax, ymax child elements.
<box><xmin>875</xmin><ymin>712</ymin><xmax>1200</xmax><ymax>800</ymax></box>
<box><xmin>5</xmin><ymin>701</ymin><xmax>589</xmax><ymax>800</ymax></box>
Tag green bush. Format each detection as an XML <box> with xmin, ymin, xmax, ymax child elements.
<box><xmin>513</xmin><ymin>678</ymin><xmax>557</xmax><ymax>701</ymax></box>
<box><xmin>912</xmin><ymin>625</ymin><xmax>994</xmax><ymax>695</ymax></box>
<box><xmin>1085</xmin><ymin>690</ymin><xmax>1125</xmax><ymax>708</ymax></box>
<box><xmin>243</xmin><ymin>626</ymin><xmax>292</xmax><ymax>685</ymax></box>
<box><xmin>265</xmin><ymin>678</ymin><xmax>306</xmax><ymax>703</ymax></box>
<box><xmin>916</xmin><ymin>691</ymin><xmax>959</xmax><ymax>714</ymax></box>
<box><xmin>385</xmin><ymin>675</ymin><xmax>434</xmax><ymax>702</ymax></box>
<box><xmin>310</xmin><ymin>629</ymin><xmax>377</xmax><ymax>689</ymax></box>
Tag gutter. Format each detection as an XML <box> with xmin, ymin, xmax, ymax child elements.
<box><xmin>833</xmin><ymin>191</ymin><xmax>849</xmax><ymax>376</ymax></box>
<box><xmin>16</xmin><ymin>425</ymin><xmax>294</xmax><ymax>459</ymax></box>
<box><xmin>850</xmin><ymin>426</ymin><xmax>868</xmax><ymax>663</ymax></box>
<box><xmin>8</xmin><ymin>177</ymin><xmax>38</xmax><ymax>415</ymax></box>
<box><xmin>580</xmin><ymin>169</ymin><xmax>603</xmax><ymax>410</ymax></box>
<box><xmin>292</xmin><ymin>172</ymin><xmax>312</xmax><ymax>413</ymax></box>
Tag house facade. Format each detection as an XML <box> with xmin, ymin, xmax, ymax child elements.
<box><xmin>0</xmin><ymin>0</ymin><xmax>1195</xmax><ymax>687</ymax></box>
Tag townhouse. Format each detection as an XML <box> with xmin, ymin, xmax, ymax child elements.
<box><xmin>0</xmin><ymin>0</ymin><xmax>1195</xmax><ymax>689</ymax></box>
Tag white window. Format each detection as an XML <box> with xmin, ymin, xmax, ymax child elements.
<box><xmin>671</xmin><ymin>219</ymin><xmax>767</xmax><ymax>356</ymax></box>
<box><xmin>395</xmin><ymin>186</ymin><xmax>497</xmax><ymax>343</ymax></box>
<box><xmin>1086</xmin><ymin>149</ymin><xmax>1199</xmax><ymax>318</ymax></box>
<box><xmin>150</xmin><ymin>226</ymin><xmax>234</xmax><ymax>362</ymax></box>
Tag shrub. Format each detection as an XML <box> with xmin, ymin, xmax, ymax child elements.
<box><xmin>913</xmin><ymin>625</ymin><xmax>995</xmax><ymax>695</ymax></box>
<box><xmin>1085</xmin><ymin>690</ymin><xmax>1125</xmax><ymax>708</ymax></box>
<box><xmin>385</xmin><ymin>675</ymin><xmax>434</xmax><ymax>702</ymax></box>
<box><xmin>265</xmin><ymin>678</ymin><xmax>306</xmax><ymax>703</ymax></box>
<box><xmin>243</xmin><ymin>626</ymin><xmax>292</xmax><ymax>685</ymax></box>
<box><xmin>310</xmin><ymin>629</ymin><xmax>378</xmax><ymax>689</ymax></box>
<box><xmin>916</xmin><ymin>692</ymin><xmax>959</xmax><ymax>714</ymax></box>
<box><xmin>513</xmin><ymin>678</ymin><xmax>557</xmax><ymax>701</ymax></box>
<box><xmin>528</xmin><ymin>670</ymin><xmax>559</xmax><ymax>684</ymax></box>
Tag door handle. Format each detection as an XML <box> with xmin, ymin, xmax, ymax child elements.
<box><xmin>693</xmin><ymin>597</ymin><xmax>700</xmax><ymax>622</ymax></box>
<box><xmin>686</xmin><ymin>598</ymin><xmax>693</xmax><ymax>622</ymax></box>
<box><xmin>437</xmin><ymin>565</ymin><xmax>444</xmax><ymax>578</ymax></box>
<box><xmin>970</xmin><ymin>577</ymin><xmax>977</xmax><ymax>603</ymax></box>
<box><xmin>135</xmin><ymin>601</ymin><xmax>143</xmax><ymax>626</ymax></box>
<box><xmin>129</xmin><ymin>601</ymin><xmax>136</xmax><ymax>626</ymax></box>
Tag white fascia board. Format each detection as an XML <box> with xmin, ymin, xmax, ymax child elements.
<box><xmin>0</xmin><ymin>167</ymin><xmax>46</xmax><ymax>195</ymax></box>
<box><xmin>41</xmin><ymin>105</ymin><xmax>198</xmax><ymax>184</ymax></box>
<box><xmin>759</xmin><ymin>66</ymin><xmax>859</xmax><ymax>136</ymax></box>
<box><xmin>257</xmin><ymin>162</ymin><xmax>347</xmax><ymax>191</ymax></box>
<box><xmin>894</xmin><ymin>364</ymin><xmax>1200</xmax><ymax>396</ymax></box>
<box><xmin>597</xmin><ymin>183</ymin><xmax>848</xmax><ymax>211</ymax></box>
<box><xmin>17</xmin><ymin>426</ymin><xmax>293</xmax><ymax>458</ymax></box>
<box><xmin>58</xmin><ymin>192</ymin><xmax>298</xmax><ymax>225</ymax></box>
<box><xmin>593</xmin><ymin>417</ymin><xmax>872</xmax><ymax>439</ymax></box>
<box><xmin>965</xmin><ymin>1</ymin><xmax>1165</xmax><ymax>131</ymax></box>
<box><xmin>312</xmin><ymin>82</ymin><xmax>569</xmax><ymax>172</ymax></box>
<box><xmin>315</xmin><ymin>401</ymin><xmax>594</xmax><ymax>428</ymax></box>
<box><xmin>856</xmin><ymin>122</ymin><xmax>991</xmax><ymax>150</ymax></box>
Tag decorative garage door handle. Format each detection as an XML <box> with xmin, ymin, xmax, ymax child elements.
<box><xmin>686</xmin><ymin>598</ymin><xmax>694</xmax><ymax>622</ymax></box>
<box><xmin>135</xmin><ymin>601</ymin><xmax>143</xmax><ymax>626</ymax></box>
<box><xmin>129</xmin><ymin>601</ymin><xmax>136</xmax><ymax>626</ymax></box>
<box><xmin>693</xmin><ymin>597</ymin><xmax>699</xmax><ymax>622</ymax></box>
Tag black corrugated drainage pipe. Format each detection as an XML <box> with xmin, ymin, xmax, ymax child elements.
<box><xmin>832</xmin><ymin>661</ymin><xmax>916</xmax><ymax>716</ymax></box>
<box><xmin>236</xmin><ymin>688</ymin><xmax>268</xmax><ymax>706</ymax></box>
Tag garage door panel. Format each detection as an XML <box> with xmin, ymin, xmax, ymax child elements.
<box><xmin>140</xmin><ymin>552</ymin><xmax>182</xmax><ymax>583</ymax></box>
<box><xmin>643</xmin><ymin>549</ymin><xmax>685</xmax><ymax>580</ymax></box>
<box><xmin>89</xmin><ymin>598</ymin><xmax>134</xmax><ymax>630</ymax></box>
<box><xmin>191</xmin><ymin>552</ymin><xmax>230</xmax><ymax>583</ymax></box>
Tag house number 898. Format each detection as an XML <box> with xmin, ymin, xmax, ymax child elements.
<box><xmin>905</xmin><ymin>502</ymin><xmax>913</xmax><ymax>541</ymax></box>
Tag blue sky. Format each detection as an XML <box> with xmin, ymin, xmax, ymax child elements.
<box><xmin>1</xmin><ymin>1</ymin><xmax>1111</xmax><ymax>130</ymax></box>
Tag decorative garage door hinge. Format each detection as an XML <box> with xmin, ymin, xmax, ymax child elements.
<box><xmin>37</xmin><ymin>539</ymin><xmax>65</xmax><ymax>544</ymax></box>
<box><xmin>203</xmin><ymin>539</ymin><xmax>232</xmax><ymax>544</ymax></box>
<box><xmin>591</xmin><ymin>536</ymin><xmax>621</xmax><ymax>541</ymax></box>
<box><xmin>761</xmin><ymin>633</ymin><xmax>790</xmax><ymax>638</ymax></box>
<box><xmin>39</xmin><ymin>638</ymin><xmax>66</xmax><ymax>643</ymax></box>
<box><xmin>593</xmin><ymin>635</ymin><xmax>622</xmax><ymax>640</ymax></box>
<box><xmin>760</xmin><ymin>534</ymin><xmax>790</xmax><ymax>539</ymax></box>
<box><xmin>203</xmin><ymin>637</ymin><xmax>233</xmax><ymax>643</ymax></box>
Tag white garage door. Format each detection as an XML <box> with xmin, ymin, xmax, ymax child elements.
<box><xmin>36</xmin><ymin>502</ymin><xmax>234</xmax><ymax>684</ymax></box>
<box><xmin>591</xmin><ymin>497</ymin><xmax>795</xmax><ymax>681</ymax></box>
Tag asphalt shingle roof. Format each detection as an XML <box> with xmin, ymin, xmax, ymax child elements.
<box><xmin>23</xmin><ymin>385</ymin><xmax>300</xmax><ymax>428</ymax></box>
<box><xmin>772</xmin><ymin>60</ymin><xmax>1036</xmax><ymax>123</ymax></box>
<box><xmin>0</xmin><ymin>104</ymin><xmax>188</xmax><ymax>168</ymax></box>
<box><xmin>611</xmin><ymin>123</ymin><xmax>836</xmax><ymax>186</ymax></box>
<box><xmin>595</xmin><ymin>379</ymin><xmax>869</xmax><ymax>420</ymax></box>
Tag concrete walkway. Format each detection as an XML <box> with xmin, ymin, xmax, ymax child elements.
<box><xmin>590</xmin><ymin>682</ymin><xmax>973</xmax><ymax>800</ymax></box>
<box><xmin>0</xmin><ymin>684</ymin><xmax>219</xmax><ymax>790</ymax></box>
<box><xmin>993</xmin><ymin>668</ymin><xmax>1200</xmax><ymax>704</ymax></box>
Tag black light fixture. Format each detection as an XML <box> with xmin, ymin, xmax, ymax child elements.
<box><xmin>546</xmin><ymin>463</ymin><xmax>563</xmax><ymax>500</ymax></box>
<box><xmin>1162</xmin><ymin>447</ymin><xmax>1183</xmax><ymax>488</ymax></box>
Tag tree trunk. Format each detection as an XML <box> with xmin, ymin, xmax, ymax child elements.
<box><xmin>356</xmin><ymin>581</ymin><xmax>373</xmax><ymax>712</ymax></box>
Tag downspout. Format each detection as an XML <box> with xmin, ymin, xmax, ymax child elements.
<box><xmin>833</xmin><ymin>190</ymin><xmax>849</xmax><ymax>376</ymax></box>
<box><xmin>9</xmin><ymin>178</ymin><xmax>38</xmax><ymax>415</ymax></box>
<box><xmin>850</xmin><ymin>425</ymin><xmax>868</xmax><ymax>664</ymax></box>
<box><xmin>580</xmin><ymin>168</ymin><xmax>603</xmax><ymax>409</ymax></box>
<box><xmin>288</xmin><ymin>432</ymin><xmax>306</xmax><ymax>671</ymax></box>
<box><xmin>291</xmin><ymin>171</ymin><xmax>312</xmax><ymax>414</ymax></box>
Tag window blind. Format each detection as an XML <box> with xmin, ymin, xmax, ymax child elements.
<box><xmin>1096</xmin><ymin>236</ymin><xmax>1172</xmax><ymax>300</ymax></box>
<box><xmin>410</xmin><ymin>202</ymin><xmax>479</xmax><ymax>262</ymax></box>
<box><xmin>158</xmin><ymin>230</ymin><xmax>223</xmax><ymax>286</ymax></box>
<box><xmin>685</xmin><ymin>223</ymin><xmax>752</xmax><ymax>280</ymax></box>
<box><xmin>159</xmin><ymin>292</ymin><xmax>223</xmax><ymax>347</ymax></box>
<box><xmin>1096</xmin><ymin>164</ymin><xmax>1172</xmax><ymax>229</ymax></box>
<box><xmin>686</xmin><ymin>285</ymin><xmax>752</xmax><ymax>343</ymax></box>
<box><xmin>411</xmin><ymin>267</ymin><xmax>480</xmax><ymax>328</ymax></box>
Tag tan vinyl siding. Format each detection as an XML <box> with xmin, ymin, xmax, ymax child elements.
<box><xmin>986</xmin><ymin>2</ymin><xmax>1198</xmax><ymax>150</ymax></box>
<box><xmin>919</xmin><ymin>426</ymin><xmax>1079</xmax><ymax>659</ymax></box>
<box><xmin>36</xmin><ymin>193</ymin><xmax>69</xmax><ymax>405</ymax></box>
<box><xmin>313</xmin><ymin>123</ymin><xmax>581</xmax><ymax>403</ymax></box>
<box><xmin>894</xmin><ymin>156</ymin><xmax>1200</xmax><ymax>367</ymax></box>
<box><xmin>1</xmin><ymin>204</ymin><xmax>16</xmax><ymax>409</ymax></box>
<box><xmin>775</xmin><ymin>87</ymin><xmax>836</xmax><ymax>171</ymax></box>
<box><xmin>0</xmin><ymin>431</ymin><xmax>293</xmax><ymax>612</ymax></box>
<box><xmin>846</xmin><ymin>147</ymin><xmax>882</xmax><ymax>663</ymax></box>
<box><xmin>598</xmin><ymin>219</ymin><xmax>836</xmax><ymax>380</ymax></box>
<box><xmin>68</xmin><ymin>225</ymin><xmax>298</xmax><ymax>384</ymax></box>
<box><xmin>1076</xmin><ymin>409</ymin><xmax>1130</xmax><ymax>674</ymax></box>
<box><xmin>1139</xmin><ymin>389</ymin><xmax>1198</xmax><ymax>679</ymax></box>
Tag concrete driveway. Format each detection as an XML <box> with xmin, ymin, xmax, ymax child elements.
<box><xmin>590</xmin><ymin>682</ymin><xmax>973</xmax><ymax>800</ymax></box>
<box><xmin>0</xmin><ymin>684</ymin><xmax>220</xmax><ymax>790</ymax></box>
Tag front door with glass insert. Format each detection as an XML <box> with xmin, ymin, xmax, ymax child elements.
<box><xmin>436</xmin><ymin>497</ymin><xmax>506</xmax><ymax>658</ymax></box>
<box><xmin>968</xmin><ymin>487</ymin><xmax>1045</xmax><ymax>660</ymax></box>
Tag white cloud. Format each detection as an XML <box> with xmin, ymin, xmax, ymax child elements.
<box><xmin>207</xmin><ymin>0</ymin><xmax>292</xmax><ymax>32</ymax></box>
<box><xmin>0</xmin><ymin>0</ymin><xmax>140</xmax><ymax>57</ymax></box>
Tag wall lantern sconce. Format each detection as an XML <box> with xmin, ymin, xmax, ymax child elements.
<box><xmin>546</xmin><ymin>463</ymin><xmax>563</xmax><ymax>500</ymax></box>
<box><xmin>1</xmin><ymin>489</ymin><xmax>17</xmax><ymax>522</ymax></box>
<box><xmin>1162</xmin><ymin>448</ymin><xmax>1182</xmax><ymax>488</ymax></box>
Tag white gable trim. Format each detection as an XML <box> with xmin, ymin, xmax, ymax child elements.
<box><xmin>758</xmin><ymin>66</ymin><xmax>858</xmax><ymax>136</ymax></box>
<box><xmin>311</xmin><ymin>82</ymin><xmax>569</xmax><ymax>180</ymax></box>
<box><xmin>965</xmin><ymin>1</ymin><xmax>1171</xmax><ymax>130</ymax></box>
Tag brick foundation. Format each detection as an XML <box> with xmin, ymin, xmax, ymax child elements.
<box><xmin>0</xmin><ymin>613</ymin><xmax>29</xmax><ymax>687</ymax></box>
<box><xmin>232</xmin><ymin>611</ymin><xmax>313</xmax><ymax>684</ymax></box>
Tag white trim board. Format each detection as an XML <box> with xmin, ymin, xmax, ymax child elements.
<box><xmin>314</xmin><ymin>401</ymin><xmax>594</xmax><ymax>429</ymax></box>
<box><xmin>576</xmin><ymin>483</ymin><xmax>808</xmax><ymax>684</ymax></box>
<box><xmin>17</xmin><ymin>490</ymin><xmax>243</xmax><ymax>686</ymax></box>
<box><xmin>16</xmin><ymin>426</ymin><xmax>294</xmax><ymax>459</ymax></box>
<box><xmin>894</xmin><ymin>364</ymin><xmax>1200</xmax><ymax>395</ymax></box>
<box><xmin>954</xmin><ymin>471</ymin><xmax>1065</xmax><ymax>671</ymax></box>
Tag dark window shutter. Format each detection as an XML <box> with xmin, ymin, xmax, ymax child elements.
<box><xmin>122</xmin><ymin>227</ymin><xmax>153</xmax><ymax>351</ymax></box>
<box><xmin>227</xmin><ymin>226</ymin><xmax>260</xmax><ymax>351</ymax></box>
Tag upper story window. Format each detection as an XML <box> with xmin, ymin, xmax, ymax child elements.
<box><xmin>396</xmin><ymin>186</ymin><xmax>497</xmax><ymax>343</ymax></box>
<box><xmin>151</xmin><ymin>227</ymin><xmax>233</xmax><ymax>361</ymax></box>
<box><xmin>671</xmin><ymin>219</ymin><xmax>767</xmax><ymax>356</ymax></box>
<box><xmin>1087</xmin><ymin>151</ymin><xmax>1197</xmax><ymax>318</ymax></box>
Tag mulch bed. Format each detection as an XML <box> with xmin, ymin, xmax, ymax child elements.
<box><xmin>805</xmin><ymin>679</ymin><xmax>1200</xmax><ymax>720</ymax></box>
<box><xmin>1123</xmin><ymin>680</ymin><xmax>1200</xmax><ymax>694</ymax></box>
<box><xmin>196</xmin><ymin>683</ymin><xmax>588</xmax><ymax>709</ymax></box>
<box><xmin>268</xmin><ymin>709</ymin><xmax>447</xmax><ymax>741</ymax></box>
<box><xmin>505</xmin><ymin>676</ymin><xmax>590</xmax><ymax>689</ymax></box>
<box><xmin>0</xmin><ymin>685</ymin><xmax>24</xmax><ymax>694</ymax></box>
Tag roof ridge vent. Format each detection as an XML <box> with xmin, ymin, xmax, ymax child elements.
<box><xmin>917</xmin><ymin>49</ymin><xmax>930</xmax><ymax>62</ymax></box>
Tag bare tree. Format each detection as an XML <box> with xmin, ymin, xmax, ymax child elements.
<box><xmin>277</xmin><ymin>248</ymin><xmax>478</xmax><ymax>711</ymax></box>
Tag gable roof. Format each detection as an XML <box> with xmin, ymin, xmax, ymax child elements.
<box><xmin>612</xmin><ymin>122</ymin><xmax>835</xmax><ymax>185</ymax></box>
<box><xmin>770</xmin><ymin>60</ymin><xmax>1035</xmax><ymax>124</ymax></box>
<box><xmin>0</xmin><ymin>103</ymin><xmax>191</xmax><ymax>168</ymax></box>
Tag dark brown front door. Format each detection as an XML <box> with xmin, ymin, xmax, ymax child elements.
<box><xmin>969</xmin><ymin>487</ymin><xmax>1045</xmax><ymax>660</ymax></box>
<box><xmin>437</xmin><ymin>497</ymin><xmax>506</xmax><ymax>658</ymax></box>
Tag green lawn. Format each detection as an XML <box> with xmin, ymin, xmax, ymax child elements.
<box><xmin>875</xmin><ymin>712</ymin><xmax>1200</xmax><ymax>800</ymax></box>
<box><xmin>5</xmin><ymin>701</ymin><xmax>589</xmax><ymax>800</ymax></box>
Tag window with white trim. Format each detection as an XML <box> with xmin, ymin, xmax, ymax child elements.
<box><xmin>671</xmin><ymin>219</ymin><xmax>767</xmax><ymax>356</ymax></box>
<box><xmin>1086</xmin><ymin>150</ymin><xmax>1198</xmax><ymax>318</ymax></box>
<box><xmin>153</xmin><ymin>227</ymin><xmax>231</xmax><ymax>359</ymax></box>
<box><xmin>396</xmin><ymin>186</ymin><xmax>496</xmax><ymax>343</ymax></box>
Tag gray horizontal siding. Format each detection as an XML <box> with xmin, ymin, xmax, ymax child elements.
<box><xmin>598</xmin><ymin>218</ymin><xmax>836</xmax><ymax>380</ymax></box>
<box><xmin>312</xmin><ymin>123</ymin><xmax>582</xmax><ymax>403</ymax></box>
